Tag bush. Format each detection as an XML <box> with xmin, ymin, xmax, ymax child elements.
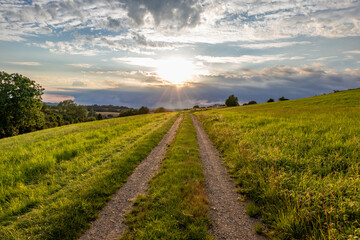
<box><xmin>138</xmin><ymin>106</ymin><xmax>150</xmax><ymax>114</ymax></box>
<box><xmin>193</xmin><ymin>105</ymin><xmax>199</xmax><ymax>109</ymax></box>
<box><xmin>278</xmin><ymin>96</ymin><xmax>289</xmax><ymax>101</ymax></box>
<box><xmin>247</xmin><ymin>100</ymin><xmax>257</xmax><ymax>105</ymax></box>
<box><xmin>225</xmin><ymin>94</ymin><xmax>239</xmax><ymax>107</ymax></box>
<box><xmin>154</xmin><ymin>107</ymin><xmax>167</xmax><ymax>113</ymax></box>
<box><xmin>119</xmin><ymin>109</ymin><xmax>138</xmax><ymax>117</ymax></box>
<box><xmin>267</xmin><ymin>98</ymin><xmax>274</xmax><ymax>102</ymax></box>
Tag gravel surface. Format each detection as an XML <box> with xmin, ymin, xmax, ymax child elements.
<box><xmin>80</xmin><ymin>115</ymin><xmax>183</xmax><ymax>240</ymax></box>
<box><xmin>192</xmin><ymin>115</ymin><xmax>265</xmax><ymax>240</ymax></box>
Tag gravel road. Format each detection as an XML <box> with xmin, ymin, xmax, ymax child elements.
<box><xmin>80</xmin><ymin>115</ymin><xmax>183</xmax><ymax>240</ymax></box>
<box><xmin>192</xmin><ymin>114</ymin><xmax>264</xmax><ymax>240</ymax></box>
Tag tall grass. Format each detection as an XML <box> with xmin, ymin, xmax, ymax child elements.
<box><xmin>0</xmin><ymin>113</ymin><xmax>177</xmax><ymax>239</ymax></box>
<box><xmin>195</xmin><ymin>89</ymin><xmax>360</xmax><ymax>239</ymax></box>
<box><xmin>121</xmin><ymin>114</ymin><xmax>212</xmax><ymax>240</ymax></box>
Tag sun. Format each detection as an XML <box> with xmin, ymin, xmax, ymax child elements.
<box><xmin>156</xmin><ymin>58</ymin><xmax>194</xmax><ymax>86</ymax></box>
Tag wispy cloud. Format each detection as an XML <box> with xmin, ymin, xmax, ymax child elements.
<box><xmin>239</xmin><ymin>41</ymin><xmax>311</xmax><ymax>49</ymax></box>
<box><xmin>195</xmin><ymin>55</ymin><xmax>288</xmax><ymax>64</ymax></box>
<box><xmin>68</xmin><ymin>64</ymin><xmax>93</xmax><ymax>68</ymax></box>
<box><xmin>312</xmin><ymin>56</ymin><xmax>337</xmax><ymax>61</ymax></box>
<box><xmin>8</xmin><ymin>61</ymin><xmax>42</xmax><ymax>66</ymax></box>
<box><xmin>344</xmin><ymin>50</ymin><xmax>360</xmax><ymax>54</ymax></box>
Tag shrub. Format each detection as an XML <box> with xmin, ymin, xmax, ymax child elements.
<box><xmin>225</xmin><ymin>94</ymin><xmax>239</xmax><ymax>107</ymax></box>
<box><xmin>278</xmin><ymin>96</ymin><xmax>289</xmax><ymax>101</ymax></box>
<box><xmin>154</xmin><ymin>107</ymin><xmax>167</xmax><ymax>113</ymax></box>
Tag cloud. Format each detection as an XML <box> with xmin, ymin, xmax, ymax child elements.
<box><xmin>195</xmin><ymin>55</ymin><xmax>288</xmax><ymax>64</ymax></box>
<box><xmin>72</xmin><ymin>80</ymin><xmax>87</xmax><ymax>87</ymax></box>
<box><xmin>239</xmin><ymin>41</ymin><xmax>311</xmax><ymax>49</ymax></box>
<box><xmin>312</xmin><ymin>56</ymin><xmax>337</xmax><ymax>61</ymax></box>
<box><xmin>8</xmin><ymin>61</ymin><xmax>42</xmax><ymax>66</ymax></box>
<box><xmin>344</xmin><ymin>50</ymin><xmax>360</xmax><ymax>54</ymax></box>
<box><xmin>122</xmin><ymin>0</ymin><xmax>203</xmax><ymax>29</ymax></box>
<box><xmin>101</xmin><ymin>17</ymin><xmax>125</xmax><ymax>31</ymax></box>
<box><xmin>68</xmin><ymin>64</ymin><xmax>93</xmax><ymax>68</ymax></box>
<box><xmin>42</xmin><ymin>94</ymin><xmax>75</xmax><ymax>103</ymax></box>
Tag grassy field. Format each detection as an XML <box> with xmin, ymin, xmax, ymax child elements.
<box><xmin>121</xmin><ymin>113</ymin><xmax>212</xmax><ymax>240</ymax></box>
<box><xmin>195</xmin><ymin>89</ymin><xmax>360</xmax><ymax>239</ymax></box>
<box><xmin>0</xmin><ymin>112</ymin><xmax>177</xmax><ymax>239</ymax></box>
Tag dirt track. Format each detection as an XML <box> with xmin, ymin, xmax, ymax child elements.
<box><xmin>192</xmin><ymin>115</ymin><xmax>264</xmax><ymax>240</ymax></box>
<box><xmin>80</xmin><ymin>115</ymin><xmax>183</xmax><ymax>240</ymax></box>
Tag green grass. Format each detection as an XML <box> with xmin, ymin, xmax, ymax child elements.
<box><xmin>195</xmin><ymin>89</ymin><xmax>360</xmax><ymax>239</ymax></box>
<box><xmin>0</xmin><ymin>112</ymin><xmax>177</xmax><ymax>239</ymax></box>
<box><xmin>121</xmin><ymin>114</ymin><xmax>212</xmax><ymax>240</ymax></box>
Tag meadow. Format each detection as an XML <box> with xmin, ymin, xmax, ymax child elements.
<box><xmin>0</xmin><ymin>112</ymin><xmax>177</xmax><ymax>239</ymax></box>
<box><xmin>121</xmin><ymin>113</ymin><xmax>212</xmax><ymax>240</ymax></box>
<box><xmin>195</xmin><ymin>89</ymin><xmax>360</xmax><ymax>239</ymax></box>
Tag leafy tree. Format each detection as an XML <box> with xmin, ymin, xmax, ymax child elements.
<box><xmin>42</xmin><ymin>104</ymin><xmax>64</xmax><ymax>128</ymax></box>
<box><xmin>278</xmin><ymin>96</ymin><xmax>289</xmax><ymax>101</ymax></box>
<box><xmin>193</xmin><ymin>105</ymin><xmax>199</xmax><ymax>109</ymax></box>
<box><xmin>225</xmin><ymin>94</ymin><xmax>239</xmax><ymax>107</ymax></box>
<box><xmin>267</xmin><ymin>98</ymin><xmax>275</xmax><ymax>103</ymax></box>
<box><xmin>154</xmin><ymin>107</ymin><xmax>167</xmax><ymax>113</ymax></box>
<box><xmin>0</xmin><ymin>72</ymin><xmax>45</xmax><ymax>137</ymax></box>
<box><xmin>57</xmin><ymin>100</ymin><xmax>88</xmax><ymax>124</ymax></box>
<box><xmin>138</xmin><ymin>106</ymin><xmax>150</xmax><ymax>114</ymax></box>
<box><xmin>247</xmin><ymin>100</ymin><xmax>257</xmax><ymax>105</ymax></box>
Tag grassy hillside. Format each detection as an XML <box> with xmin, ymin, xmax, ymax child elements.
<box><xmin>195</xmin><ymin>89</ymin><xmax>360</xmax><ymax>239</ymax></box>
<box><xmin>121</xmin><ymin>114</ymin><xmax>211</xmax><ymax>240</ymax></box>
<box><xmin>0</xmin><ymin>113</ymin><xmax>177</xmax><ymax>239</ymax></box>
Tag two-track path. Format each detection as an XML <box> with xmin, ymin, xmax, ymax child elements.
<box><xmin>80</xmin><ymin>115</ymin><xmax>183</xmax><ymax>240</ymax></box>
<box><xmin>192</xmin><ymin>115</ymin><xmax>264</xmax><ymax>240</ymax></box>
<box><xmin>80</xmin><ymin>114</ymin><xmax>264</xmax><ymax>239</ymax></box>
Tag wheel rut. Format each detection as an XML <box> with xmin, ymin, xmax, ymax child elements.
<box><xmin>191</xmin><ymin>114</ymin><xmax>264</xmax><ymax>240</ymax></box>
<box><xmin>80</xmin><ymin>115</ymin><xmax>183</xmax><ymax>240</ymax></box>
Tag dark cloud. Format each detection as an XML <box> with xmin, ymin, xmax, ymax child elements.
<box><xmin>102</xmin><ymin>17</ymin><xmax>125</xmax><ymax>31</ymax></box>
<box><xmin>72</xmin><ymin>80</ymin><xmax>86</xmax><ymax>87</ymax></box>
<box><xmin>121</xmin><ymin>0</ymin><xmax>203</xmax><ymax>29</ymax></box>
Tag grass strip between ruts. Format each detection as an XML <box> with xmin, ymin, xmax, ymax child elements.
<box><xmin>121</xmin><ymin>113</ymin><xmax>213</xmax><ymax>240</ymax></box>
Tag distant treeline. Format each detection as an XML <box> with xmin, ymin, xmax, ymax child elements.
<box><xmin>85</xmin><ymin>104</ymin><xmax>129</xmax><ymax>112</ymax></box>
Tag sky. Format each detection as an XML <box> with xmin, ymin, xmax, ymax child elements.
<box><xmin>0</xmin><ymin>0</ymin><xmax>359</xmax><ymax>108</ymax></box>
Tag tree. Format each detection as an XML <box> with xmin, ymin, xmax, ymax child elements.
<box><xmin>247</xmin><ymin>100</ymin><xmax>257</xmax><ymax>105</ymax></box>
<box><xmin>138</xmin><ymin>106</ymin><xmax>150</xmax><ymax>114</ymax></box>
<box><xmin>57</xmin><ymin>100</ymin><xmax>88</xmax><ymax>124</ymax></box>
<box><xmin>278</xmin><ymin>96</ymin><xmax>289</xmax><ymax>101</ymax></box>
<box><xmin>0</xmin><ymin>72</ymin><xmax>45</xmax><ymax>138</ymax></box>
<box><xmin>225</xmin><ymin>94</ymin><xmax>239</xmax><ymax>107</ymax></box>
<box><xmin>42</xmin><ymin>104</ymin><xmax>64</xmax><ymax>128</ymax></box>
<box><xmin>267</xmin><ymin>98</ymin><xmax>275</xmax><ymax>103</ymax></box>
<box><xmin>193</xmin><ymin>105</ymin><xmax>199</xmax><ymax>109</ymax></box>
